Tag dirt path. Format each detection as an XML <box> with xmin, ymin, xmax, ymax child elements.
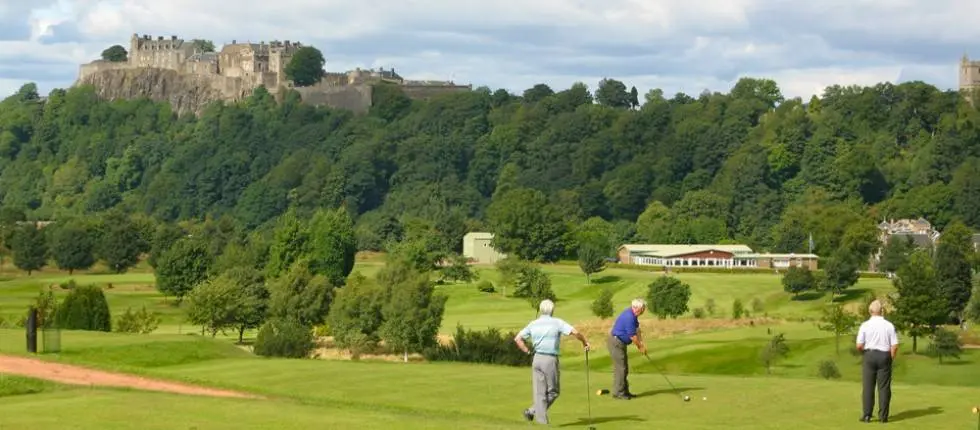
<box><xmin>0</xmin><ymin>355</ymin><xmax>261</xmax><ymax>399</ymax></box>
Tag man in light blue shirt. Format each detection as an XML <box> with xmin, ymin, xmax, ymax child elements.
<box><xmin>514</xmin><ymin>299</ymin><xmax>590</xmax><ymax>425</ymax></box>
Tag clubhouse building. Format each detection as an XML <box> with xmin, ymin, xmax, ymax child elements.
<box><xmin>617</xmin><ymin>244</ymin><xmax>819</xmax><ymax>270</ymax></box>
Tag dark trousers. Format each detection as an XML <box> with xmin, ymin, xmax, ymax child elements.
<box><xmin>862</xmin><ymin>350</ymin><xmax>893</xmax><ymax>420</ymax></box>
<box><xmin>607</xmin><ymin>335</ymin><xmax>630</xmax><ymax>396</ymax></box>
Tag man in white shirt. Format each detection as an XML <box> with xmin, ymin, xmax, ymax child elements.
<box><xmin>855</xmin><ymin>299</ymin><xmax>899</xmax><ymax>423</ymax></box>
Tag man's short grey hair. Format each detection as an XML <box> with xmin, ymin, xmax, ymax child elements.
<box><xmin>631</xmin><ymin>298</ymin><xmax>647</xmax><ymax>310</ymax></box>
<box><xmin>539</xmin><ymin>299</ymin><xmax>555</xmax><ymax>316</ymax></box>
<box><xmin>868</xmin><ymin>299</ymin><xmax>882</xmax><ymax>315</ymax></box>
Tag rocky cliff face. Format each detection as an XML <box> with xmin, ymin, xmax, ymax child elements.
<box><xmin>75</xmin><ymin>68</ymin><xmax>246</xmax><ymax>115</ymax></box>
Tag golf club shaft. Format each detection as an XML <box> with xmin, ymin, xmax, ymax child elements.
<box><xmin>585</xmin><ymin>350</ymin><xmax>593</xmax><ymax>426</ymax></box>
<box><xmin>644</xmin><ymin>353</ymin><xmax>680</xmax><ymax>394</ymax></box>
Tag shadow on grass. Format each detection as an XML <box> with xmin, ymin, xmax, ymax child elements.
<box><xmin>559</xmin><ymin>415</ymin><xmax>644</xmax><ymax>427</ymax></box>
<box><xmin>936</xmin><ymin>360</ymin><xmax>972</xmax><ymax>366</ymax></box>
<box><xmin>793</xmin><ymin>291</ymin><xmax>825</xmax><ymax>301</ymax></box>
<box><xmin>591</xmin><ymin>275</ymin><xmax>622</xmax><ymax>285</ymax></box>
<box><xmin>633</xmin><ymin>386</ymin><xmax>704</xmax><ymax>398</ymax></box>
<box><xmin>887</xmin><ymin>406</ymin><xmax>943</xmax><ymax>422</ymax></box>
<box><xmin>831</xmin><ymin>288</ymin><xmax>869</xmax><ymax>303</ymax></box>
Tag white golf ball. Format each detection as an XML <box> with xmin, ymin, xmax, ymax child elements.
<box><xmin>702</xmin><ymin>397</ymin><xmax>707</xmax><ymax>401</ymax></box>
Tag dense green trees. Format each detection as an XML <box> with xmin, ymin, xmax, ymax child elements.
<box><xmin>0</xmin><ymin>77</ymin><xmax>977</xmax><ymax>266</ymax></box>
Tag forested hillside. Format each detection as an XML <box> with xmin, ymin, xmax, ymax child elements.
<box><xmin>0</xmin><ymin>77</ymin><xmax>978</xmax><ymax>262</ymax></box>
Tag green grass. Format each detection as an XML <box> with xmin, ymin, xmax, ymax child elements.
<box><xmin>0</xmin><ymin>259</ymin><xmax>977</xmax><ymax>429</ymax></box>
<box><xmin>0</xmin><ymin>331</ymin><xmax>977</xmax><ymax>429</ymax></box>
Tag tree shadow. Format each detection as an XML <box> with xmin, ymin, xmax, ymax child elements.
<box><xmin>633</xmin><ymin>386</ymin><xmax>705</xmax><ymax>398</ymax></box>
<box><xmin>937</xmin><ymin>360</ymin><xmax>972</xmax><ymax>366</ymax></box>
<box><xmin>793</xmin><ymin>291</ymin><xmax>825</xmax><ymax>301</ymax></box>
<box><xmin>887</xmin><ymin>406</ymin><xmax>943</xmax><ymax>422</ymax></box>
<box><xmin>831</xmin><ymin>288</ymin><xmax>869</xmax><ymax>303</ymax></box>
<box><xmin>592</xmin><ymin>275</ymin><xmax>622</xmax><ymax>284</ymax></box>
<box><xmin>559</xmin><ymin>415</ymin><xmax>645</xmax><ymax>427</ymax></box>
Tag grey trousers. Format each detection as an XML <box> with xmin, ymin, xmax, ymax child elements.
<box><xmin>527</xmin><ymin>354</ymin><xmax>560</xmax><ymax>424</ymax></box>
<box><xmin>862</xmin><ymin>350</ymin><xmax>893</xmax><ymax>420</ymax></box>
<box><xmin>607</xmin><ymin>335</ymin><xmax>629</xmax><ymax>396</ymax></box>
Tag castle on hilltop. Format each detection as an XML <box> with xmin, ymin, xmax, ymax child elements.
<box><xmin>960</xmin><ymin>54</ymin><xmax>980</xmax><ymax>91</ymax></box>
<box><xmin>76</xmin><ymin>33</ymin><xmax>471</xmax><ymax>113</ymax></box>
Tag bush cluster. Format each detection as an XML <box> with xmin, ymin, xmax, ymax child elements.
<box><xmin>55</xmin><ymin>284</ymin><xmax>111</xmax><ymax>332</ymax></box>
<box><xmin>423</xmin><ymin>324</ymin><xmax>532</xmax><ymax>367</ymax></box>
<box><xmin>254</xmin><ymin>318</ymin><xmax>316</xmax><ymax>359</ymax></box>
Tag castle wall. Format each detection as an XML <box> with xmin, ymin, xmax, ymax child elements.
<box><xmin>78</xmin><ymin>61</ymin><xmax>133</xmax><ymax>81</ymax></box>
<box><xmin>399</xmin><ymin>84</ymin><xmax>472</xmax><ymax>100</ymax></box>
<box><xmin>293</xmin><ymin>85</ymin><xmax>373</xmax><ymax>113</ymax></box>
<box><xmin>184</xmin><ymin>59</ymin><xmax>218</xmax><ymax>75</ymax></box>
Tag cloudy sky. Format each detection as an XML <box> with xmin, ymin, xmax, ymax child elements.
<box><xmin>1</xmin><ymin>0</ymin><xmax>976</xmax><ymax>101</ymax></box>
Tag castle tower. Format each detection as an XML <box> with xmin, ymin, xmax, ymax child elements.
<box><xmin>129</xmin><ymin>33</ymin><xmax>140</xmax><ymax>64</ymax></box>
<box><xmin>960</xmin><ymin>54</ymin><xmax>980</xmax><ymax>91</ymax></box>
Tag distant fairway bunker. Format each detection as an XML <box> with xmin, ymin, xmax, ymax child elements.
<box><xmin>0</xmin><ymin>355</ymin><xmax>262</xmax><ymax>399</ymax></box>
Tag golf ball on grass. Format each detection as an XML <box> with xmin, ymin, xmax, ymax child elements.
<box><xmin>683</xmin><ymin>395</ymin><xmax>690</xmax><ymax>401</ymax></box>
<box><xmin>703</xmin><ymin>397</ymin><xmax>707</xmax><ymax>401</ymax></box>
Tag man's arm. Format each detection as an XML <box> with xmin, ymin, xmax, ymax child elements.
<box><xmin>889</xmin><ymin>327</ymin><xmax>899</xmax><ymax>359</ymax></box>
<box><xmin>855</xmin><ymin>324</ymin><xmax>865</xmax><ymax>352</ymax></box>
<box><xmin>514</xmin><ymin>335</ymin><xmax>531</xmax><ymax>355</ymax></box>
<box><xmin>570</xmin><ymin>329</ymin><xmax>591</xmax><ymax>351</ymax></box>
<box><xmin>562</xmin><ymin>321</ymin><xmax>591</xmax><ymax>351</ymax></box>
<box><xmin>514</xmin><ymin>327</ymin><xmax>531</xmax><ymax>355</ymax></box>
<box><xmin>631</xmin><ymin>325</ymin><xmax>646</xmax><ymax>354</ymax></box>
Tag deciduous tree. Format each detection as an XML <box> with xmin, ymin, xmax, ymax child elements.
<box><xmin>646</xmin><ymin>276</ymin><xmax>691</xmax><ymax>319</ymax></box>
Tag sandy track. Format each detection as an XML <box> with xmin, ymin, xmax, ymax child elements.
<box><xmin>0</xmin><ymin>355</ymin><xmax>261</xmax><ymax>399</ymax></box>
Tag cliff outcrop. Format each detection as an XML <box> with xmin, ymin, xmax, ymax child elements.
<box><xmin>76</xmin><ymin>68</ymin><xmax>245</xmax><ymax>115</ymax></box>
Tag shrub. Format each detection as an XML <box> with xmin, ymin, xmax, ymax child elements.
<box><xmin>476</xmin><ymin>280</ymin><xmax>495</xmax><ymax>294</ymax></box>
<box><xmin>591</xmin><ymin>287</ymin><xmax>614</xmax><ymax>319</ymax></box>
<box><xmin>253</xmin><ymin>318</ymin><xmax>315</xmax><ymax>359</ymax></box>
<box><xmin>818</xmin><ymin>360</ymin><xmax>841</xmax><ymax>379</ymax></box>
<box><xmin>751</xmin><ymin>297</ymin><xmax>764</xmax><ymax>313</ymax></box>
<box><xmin>732</xmin><ymin>298</ymin><xmax>744</xmax><ymax>319</ymax></box>
<box><xmin>115</xmin><ymin>306</ymin><xmax>161</xmax><ymax>334</ymax></box>
<box><xmin>58</xmin><ymin>280</ymin><xmax>77</xmax><ymax>290</ymax></box>
<box><xmin>55</xmin><ymin>284</ymin><xmax>111</xmax><ymax>331</ymax></box>
<box><xmin>313</xmin><ymin>324</ymin><xmax>331</xmax><ymax>338</ymax></box>
<box><xmin>928</xmin><ymin>328</ymin><xmax>963</xmax><ymax>364</ymax></box>
<box><xmin>693</xmin><ymin>308</ymin><xmax>705</xmax><ymax>319</ymax></box>
<box><xmin>704</xmin><ymin>298</ymin><xmax>716</xmax><ymax>315</ymax></box>
<box><xmin>423</xmin><ymin>324</ymin><xmax>532</xmax><ymax>367</ymax></box>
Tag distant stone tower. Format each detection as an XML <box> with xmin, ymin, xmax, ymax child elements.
<box><xmin>960</xmin><ymin>54</ymin><xmax>980</xmax><ymax>91</ymax></box>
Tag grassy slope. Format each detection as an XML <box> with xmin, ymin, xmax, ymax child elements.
<box><xmin>1</xmin><ymin>259</ymin><xmax>978</xmax><ymax>429</ymax></box>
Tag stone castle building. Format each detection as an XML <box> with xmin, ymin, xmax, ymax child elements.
<box><xmin>75</xmin><ymin>33</ymin><xmax>471</xmax><ymax>113</ymax></box>
<box><xmin>960</xmin><ymin>54</ymin><xmax>980</xmax><ymax>92</ymax></box>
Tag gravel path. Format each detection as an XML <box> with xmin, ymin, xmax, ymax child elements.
<box><xmin>0</xmin><ymin>354</ymin><xmax>261</xmax><ymax>399</ymax></box>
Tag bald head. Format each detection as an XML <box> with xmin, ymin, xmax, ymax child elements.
<box><xmin>868</xmin><ymin>299</ymin><xmax>883</xmax><ymax>316</ymax></box>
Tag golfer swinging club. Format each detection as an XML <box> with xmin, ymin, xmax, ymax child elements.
<box><xmin>608</xmin><ymin>298</ymin><xmax>647</xmax><ymax>400</ymax></box>
<box><xmin>514</xmin><ymin>299</ymin><xmax>590</xmax><ymax>425</ymax></box>
<box><xmin>856</xmin><ymin>299</ymin><xmax>898</xmax><ymax>423</ymax></box>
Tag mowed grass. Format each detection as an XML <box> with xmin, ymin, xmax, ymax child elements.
<box><xmin>1</xmin><ymin>258</ymin><xmax>978</xmax><ymax>428</ymax></box>
<box><xmin>439</xmin><ymin>263</ymin><xmax>894</xmax><ymax>334</ymax></box>
<box><xmin>1</xmin><ymin>330</ymin><xmax>978</xmax><ymax>429</ymax></box>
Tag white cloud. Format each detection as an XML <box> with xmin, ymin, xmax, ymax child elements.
<box><xmin>0</xmin><ymin>0</ymin><xmax>969</xmax><ymax>102</ymax></box>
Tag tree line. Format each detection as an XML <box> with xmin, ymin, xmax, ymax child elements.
<box><xmin>0</xmin><ymin>76</ymin><xmax>977</xmax><ymax>269</ymax></box>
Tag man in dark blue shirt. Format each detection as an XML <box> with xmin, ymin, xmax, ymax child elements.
<box><xmin>607</xmin><ymin>298</ymin><xmax>647</xmax><ymax>399</ymax></box>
